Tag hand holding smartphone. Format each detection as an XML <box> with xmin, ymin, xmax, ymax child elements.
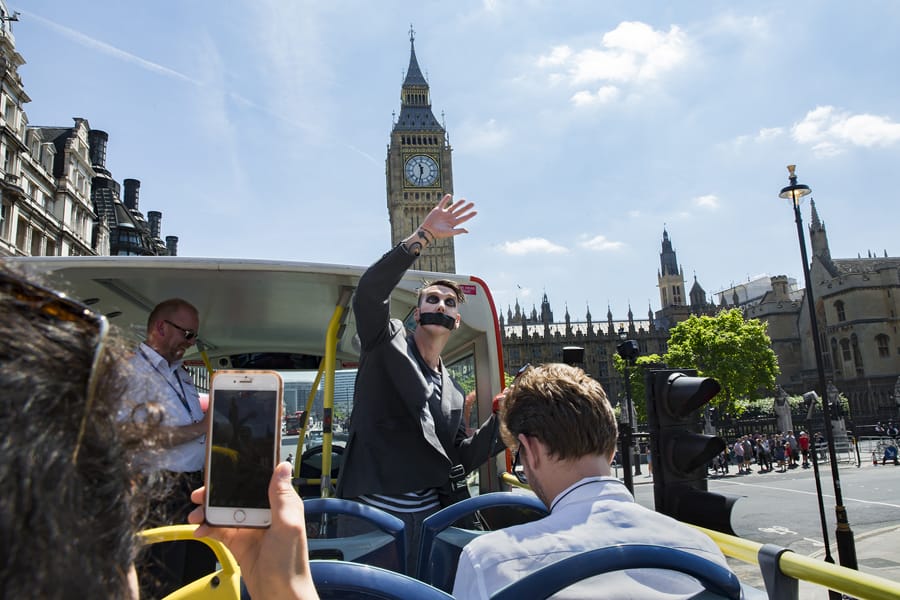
<box><xmin>204</xmin><ymin>370</ymin><xmax>283</xmax><ymax>527</ymax></box>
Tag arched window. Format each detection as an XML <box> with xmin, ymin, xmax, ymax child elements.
<box><xmin>851</xmin><ymin>334</ymin><xmax>864</xmax><ymax>376</ymax></box>
<box><xmin>876</xmin><ymin>334</ymin><xmax>891</xmax><ymax>358</ymax></box>
<box><xmin>835</xmin><ymin>300</ymin><xmax>846</xmax><ymax>322</ymax></box>
<box><xmin>840</xmin><ymin>338</ymin><xmax>851</xmax><ymax>363</ymax></box>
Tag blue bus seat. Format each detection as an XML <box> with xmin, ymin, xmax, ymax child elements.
<box><xmin>303</xmin><ymin>497</ymin><xmax>406</xmax><ymax>574</ymax></box>
<box><xmin>417</xmin><ymin>492</ymin><xmax>549</xmax><ymax>591</ymax></box>
<box><xmin>310</xmin><ymin>560</ymin><xmax>454</xmax><ymax>599</ymax></box>
<box><xmin>489</xmin><ymin>543</ymin><xmax>742</xmax><ymax>600</ymax></box>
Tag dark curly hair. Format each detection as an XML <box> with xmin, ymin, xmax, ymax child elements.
<box><xmin>0</xmin><ymin>264</ymin><xmax>161</xmax><ymax>599</ymax></box>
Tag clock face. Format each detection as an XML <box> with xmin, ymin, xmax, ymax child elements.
<box><xmin>404</xmin><ymin>155</ymin><xmax>439</xmax><ymax>187</ymax></box>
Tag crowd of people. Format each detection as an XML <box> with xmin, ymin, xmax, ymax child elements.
<box><xmin>2</xmin><ymin>195</ymin><xmax>737</xmax><ymax>599</ymax></box>
<box><xmin>711</xmin><ymin>430</ymin><xmax>822</xmax><ymax>476</ymax></box>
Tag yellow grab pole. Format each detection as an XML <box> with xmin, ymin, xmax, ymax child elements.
<box><xmin>319</xmin><ymin>288</ymin><xmax>353</xmax><ymax>497</ymax></box>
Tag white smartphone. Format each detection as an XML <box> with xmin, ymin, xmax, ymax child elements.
<box><xmin>204</xmin><ymin>370</ymin><xmax>283</xmax><ymax>528</ymax></box>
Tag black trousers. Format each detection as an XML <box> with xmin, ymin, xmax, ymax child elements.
<box><xmin>139</xmin><ymin>471</ymin><xmax>218</xmax><ymax>600</ymax></box>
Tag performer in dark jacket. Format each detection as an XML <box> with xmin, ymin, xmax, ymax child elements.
<box><xmin>337</xmin><ymin>194</ymin><xmax>501</xmax><ymax>573</ymax></box>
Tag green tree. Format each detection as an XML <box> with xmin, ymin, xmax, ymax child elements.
<box><xmin>612</xmin><ymin>353</ymin><xmax>665</xmax><ymax>424</ymax></box>
<box><xmin>663</xmin><ymin>308</ymin><xmax>779</xmax><ymax>416</ymax></box>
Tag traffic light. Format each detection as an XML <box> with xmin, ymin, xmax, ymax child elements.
<box><xmin>646</xmin><ymin>369</ymin><xmax>739</xmax><ymax>535</ymax></box>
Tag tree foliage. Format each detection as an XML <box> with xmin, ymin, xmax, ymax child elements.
<box><xmin>663</xmin><ymin>308</ymin><xmax>779</xmax><ymax>416</ymax></box>
<box><xmin>612</xmin><ymin>353</ymin><xmax>665</xmax><ymax>424</ymax></box>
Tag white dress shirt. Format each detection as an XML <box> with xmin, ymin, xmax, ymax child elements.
<box><xmin>452</xmin><ymin>476</ymin><xmax>734</xmax><ymax>599</ymax></box>
<box><xmin>125</xmin><ymin>343</ymin><xmax>205</xmax><ymax>472</ymax></box>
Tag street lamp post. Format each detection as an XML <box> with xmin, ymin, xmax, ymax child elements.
<box><xmin>779</xmin><ymin>165</ymin><xmax>858</xmax><ymax>571</ymax></box>
<box><xmin>617</xmin><ymin>332</ymin><xmax>641</xmax><ymax>477</ymax></box>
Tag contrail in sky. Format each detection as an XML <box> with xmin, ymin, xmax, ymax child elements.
<box><xmin>17</xmin><ymin>9</ymin><xmax>200</xmax><ymax>85</ymax></box>
<box><xmin>15</xmin><ymin>8</ymin><xmax>381</xmax><ymax>165</ymax></box>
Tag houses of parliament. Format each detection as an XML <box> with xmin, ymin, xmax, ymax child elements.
<box><xmin>3</xmin><ymin>11</ymin><xmax>898</xmax><ymax>425</ymax></box>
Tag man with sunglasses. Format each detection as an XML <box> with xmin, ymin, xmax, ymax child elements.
<box><xmin>337</xmin><ymin>195</ymin><xmax>503</xmax><ymax>575</ymax></box>
<box><xmin>453</xmin><ymin>363</ymin><xmax>732</xmax><ymax>599</ymax></box>
<box><xmin>126</xmin><ymin>298</ymin><xmax>215</xmax><ymax>596</ymax></box>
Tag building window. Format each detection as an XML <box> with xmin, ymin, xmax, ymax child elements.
<box><xmin>830</xmin><ymin>337</ymin><xmax>840</xmax><ymax>373</ymax></box>
<box><xmin>876</xmin><ymin>334</ymin><xmax>890</xmax><ymax>358</ymax></box>
<box><xmin>840</xmin><ymin>338</ymin><xmax>851</xmax><ymax>363</ymax></box>
<box><xmin>0</xmin><ymin>201</ymin><xmax>8</xmax><ymax>239</ymax></box>
<box><xmin>852</xmin><ymin>336</ymin><xmax>864</xmax><ymax>376</ymax></box>
<box><xmin>16</xmin><ymin>217</ymin><xmax>28</xmax><ymax>251</ymax></box>
<box><xmin>3</xmin><ymin>99</ymin><xmax>14</xmax><ymax>125</ymax></box>
<box><xmin>834</xmin><ymin>300</ymin><xmax>846</xmax><ymax>322</ymax></box>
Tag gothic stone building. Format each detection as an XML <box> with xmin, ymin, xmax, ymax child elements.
<box><xmin>744</xmin><ymin>201</ymin><xmax>900</xmax><ymax>423</ymax></box>
<box><xmin>498</xmin><ymin>228</ymin><xmax>713</xmax><ymax>410</ymax></box>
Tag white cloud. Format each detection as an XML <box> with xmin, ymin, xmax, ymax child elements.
<box><xmin>571</xmin><ymin>85</ymin><xmax>620</xmax><ymax>107</ymax></box>
<box><xmin>579</xmin><ymin>235</ymin><xmax>625</xmax><ymax>251</ymax></box>
<box><xmin>756</xmin><ymin>127</ymin><xmax>784</xmax><ymax>142</ymax></box>
<box><xmin>537</xmin><ymin>45</ymin><xmax>573</xmax><ymax>68</ymax></box>
<box><xmin>500</xmin><ymin>238</ymin><xmax>569</xmax><ymax>255</ymax></box>
<box><xmin>537</xmin><ymin>21</ymin><xmax>689</xmax><ymax>97</ymax></box>
<box><xmin>457</xmin><ymin>118</ymin><xmax>510</xmax><ymax>152</ymax></box>
<box><xmin>694</xmin><ymin>194</ymin><xmax>719</xmax><ymax>209</ymax></box>
<box><xmin>791</xmin><ymin>105</ymin><xmax>900</xmax><ymax>157</ymax></box>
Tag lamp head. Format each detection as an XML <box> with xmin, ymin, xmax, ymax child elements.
<box><xmin>779</xmin><ymin>164</ymin><xmax>812</xmax><ymax>202</ymax></box>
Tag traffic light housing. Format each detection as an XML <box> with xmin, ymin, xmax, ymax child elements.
<box><xmin>646</xmin><ymin>369</ymin><xmax>739</xmax><ymax>535</ymax></box>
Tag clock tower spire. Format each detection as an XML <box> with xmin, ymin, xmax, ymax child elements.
<box><xmin>386</xmin><ymin>27</ymin><xmax>456</xmax><ymax>273</ymax></box>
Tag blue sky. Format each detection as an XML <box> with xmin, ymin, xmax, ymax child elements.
<box><xmin>11</xmin><ymin>1</ymin><xmax>900</xmax><ymax>323</ymax></box>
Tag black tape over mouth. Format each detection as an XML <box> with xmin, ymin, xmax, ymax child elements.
<box><xmin>419</xmin><ymin>312</ymin><xmax>456</xmax><ymax>330</ymax></box>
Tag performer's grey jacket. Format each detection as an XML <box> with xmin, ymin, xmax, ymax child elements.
<box><xmin>337</xmin><ymin>244</ymin><xmax>501</xmax><ymax>499</ymax></box>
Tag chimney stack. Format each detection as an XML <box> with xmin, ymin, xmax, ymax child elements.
<box><xmin>123</xmin><ymin>178</ymin><xmax>140</xmax><ymax>211</ymax></box>
<box><xmin>165</xmin><ymin>235</ymin><xmax>179</xmax><ymax>256</ymax></box>
<box><xmin>88</xmin><ymin>130</ymin><xmax>109</xmax><ymax>169</ymax></box>
<box><xmin>147</xmin><ymin>210</ymin><xmax>162</xmax><ymax>239</ymax></box>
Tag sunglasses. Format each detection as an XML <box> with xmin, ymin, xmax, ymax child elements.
<box><xmin>512</xmin><ymin>446</ymin><xmax>528</xmax><ymax>485</ymax></box>
<box><xmin>513</xmin><ymin>362</ymin><xmax>531</xmax><ymax>383</ymax></box>
<box><xmin>507</xmin><ymin>363</ymin><xmax>533</xmax><ymax>485</ymax></box>
<box><xmin>0</xmin><ymin>271</ymin><xmax>109</xmax><ymax>465</ymax></box>
<box><xmin>164</xmin><ymin>319</ymin><xmax>198</xmax><ymax>341</ymax></box>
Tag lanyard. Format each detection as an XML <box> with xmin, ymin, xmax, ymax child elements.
<box><xmin>139</xmin><ymin>347</ymin><xmax>196</xmax><ymax>421</ymax></box>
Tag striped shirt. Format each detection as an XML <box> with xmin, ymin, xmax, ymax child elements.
<box><xmin>358</xmin><ymin>489</ymin><xmax>441</xmax><ymax>514</ymax></box>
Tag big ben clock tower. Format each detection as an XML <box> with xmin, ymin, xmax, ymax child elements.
<box><xmin>386</xmin><ymin>27</ymin><xmax>456</xmax><ymax>273</ymax></box>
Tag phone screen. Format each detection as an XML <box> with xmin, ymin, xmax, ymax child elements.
<box><xmin>208</xmin><ymin>389</ymin><xmax>278</xmax><ymax>509</ymax></box>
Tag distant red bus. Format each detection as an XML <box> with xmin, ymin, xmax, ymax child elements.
<box><xmin>284</xmin><ymin>411</ymin><xmax>306</xmax><ymax>435</ymax></box>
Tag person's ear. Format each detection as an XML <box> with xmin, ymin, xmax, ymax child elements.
<box><xmin>518</xmin><ymin>434</ymin><xmax>542</xmax><ymax>470</ymax></box>
<box><xmin>413</xmin><ymin>307</ymin><xmax>421</xmax><ymax>324</ymax></box>
<box><xmin>150</xmin><ymin>319</ymin><xmax>164</xmax><ymax>339</ymax></box>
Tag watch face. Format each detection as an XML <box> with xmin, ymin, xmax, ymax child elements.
<box><xmin>404</xmin><ymin>155</ymin><xmax>439</xmax><ymax>187</ymax></box>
